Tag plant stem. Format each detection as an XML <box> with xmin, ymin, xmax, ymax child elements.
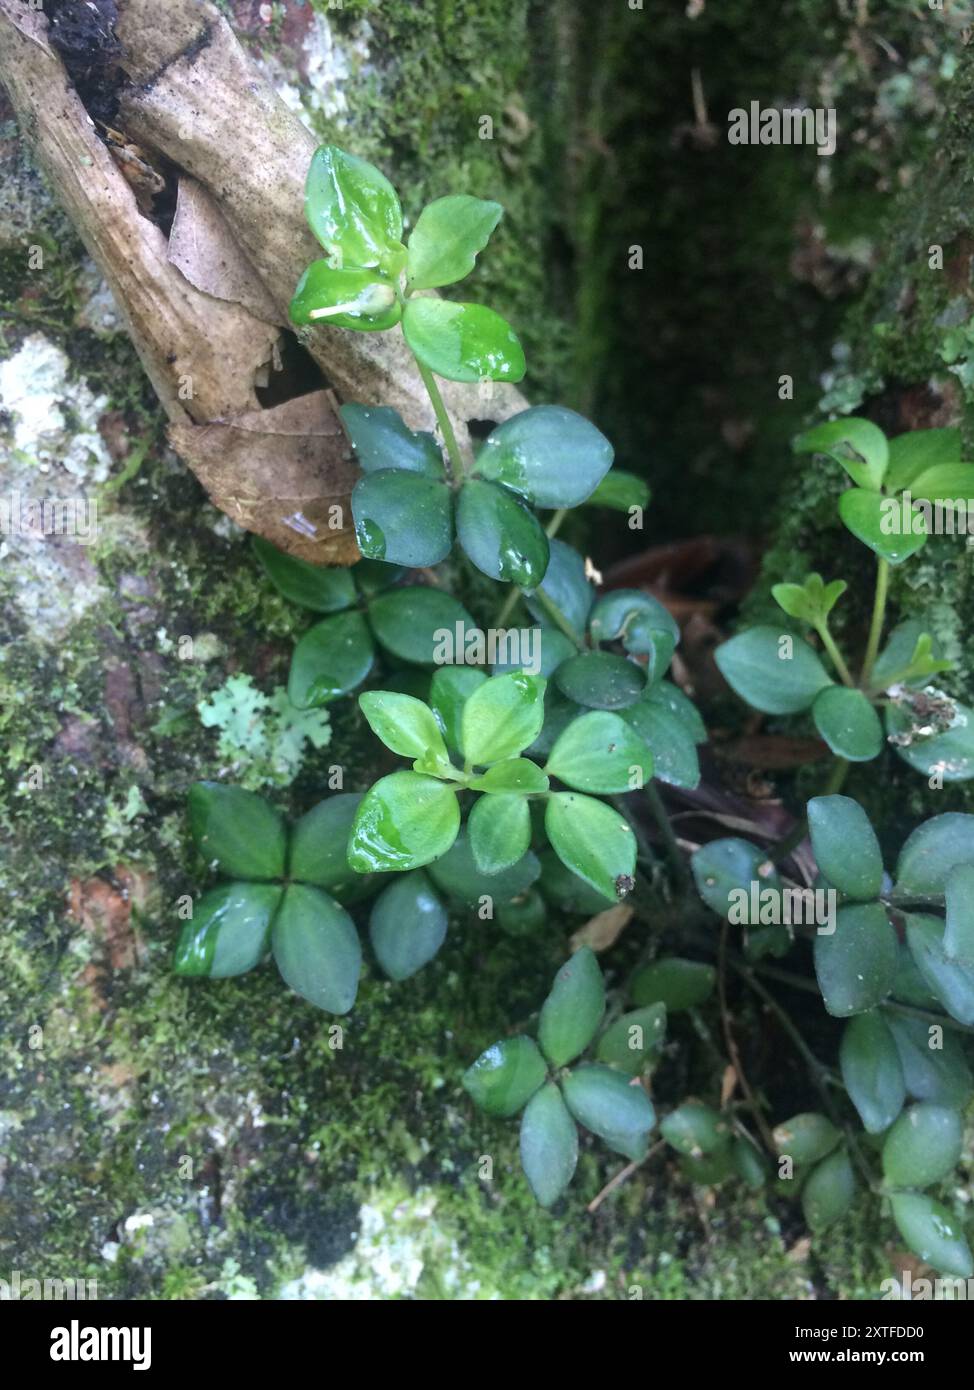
<box><xmin>861</xmin><ymin>556</ymin><xmax>889</xmax><ymax>686</ymax></box>
<box><xmin>415</xmin><ymin>357</ymin><xmax>465</xmax><ymax>484</ymax></box>
<box><xmin>822</xmin><ymin>756</ymin><xmax>850</xmax><ymax>795</ymax></box>
<box><xmin>814</xmin><ymin>621</ymin><xmax>855</xmax><ymax>687</ymax></box>
<box><xmin>644</xmin><ymin>781</ymin><xmax>690</xmax><ymax>888</ymax></box>
<box><xmin>545</xmin><ymin>508</ymin><xmax>567</xmax><ymax>539</ymax></box>
<box><xmin>531</xmin><ymin>587</ymin><xmax>586</xmax><ymax>648</ymax></box>
<box><xmin>493</xmin><ymin>586</ymin><xmax>522</xmax><ymax>628</ymax></box>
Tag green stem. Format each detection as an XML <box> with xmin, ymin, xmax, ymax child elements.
<box><xmin>644</xmin><ymin>781</ymin><xmax>689</xmax><ymax>888</ymax></box>
<box><xmin>545</xmin><ymin>508</ymin><xmax>568</xmax><ymax>539</ymax></box>
<box><xmin>493</xmin><ymin>586</ymin><xmax>523</xmax><ymax>628</ymax></box>
<box><xmin>531</xmin><ymin>588</ymin><xmax>586</xmax><ymax>649</ymax></box>
<box><xmin>415</xmin><ymin>358</ymin><xmax>465</xmax><ymax>484</ymax></box>
<box><xmin>861</xmin><ymin>556</ymin><xmax>889</xmax><ymax>686</ymax></box>
<box><xmin>814</xmin><ymin>620</ymin><xmax>855</xmax><ymax>687</ymax></box>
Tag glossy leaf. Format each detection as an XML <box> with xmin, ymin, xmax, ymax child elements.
<box><xmin>288</xmin><ymin>610</ymin><xmax>374</xmax><ymax>709</ymax></box>
<box><xmin>620</xmin><ymin>687</ymin><xmax>701</xmax><ymax>790</ymax></box>
<box><xmin>368</xmin><ymin>587</ymin><xmax>474</xmax><ymax>666</ymax></box>
<box><xmin>886</xmin><ymin>698</ymin><xmax>974</xmax><ymax>783</ymax></box>
<box><xmin>807</xmin><ymin>795</ymin><xmax>884</xmax><ymax>900</ymax></box>
<box><xmin>812</xmin><ymin>686</ymin><xmax>883</xmax><ymax>762</ymax></box>
<box><xmin>882</xmin><ymin>1102</ymin><xmax>963</xmax><ymax>1189</ymax></box>
<box><xmin>427</xmin><ymin>830</ymin><xmax>540</xmax><ymax>905</ymax></box>
<box><xmin>803</xmin><ymin>1150</ymin><xmax>857</xmax><ymax>1232</ymax></box>
<box><xmin>358</xmin><ymin>690</ymin><xmax>449</xmax><ymax>765</ymax></box>
<box><xmin>596</xmin><ymin>1004</ymin><xmax>667</xmax><ymax>1075</ymax></box>
<box><xmin>429</xmin><ymin>666</ymin><xmax>487</xmax><ymax>755</ymax></box>
<box><xmin>814</xmin><ymin>902</ymin><xmax>897</xmax><ymax>1017</ymax></box>
<box><xmin>468</xmin><ymin>793</ymin><xmax>531</xmax><ymax>875</ymax></box>
<box><xmin>402</xmin><ymin>298</ymin><xmax>525</xmax><ymax>383</ymax></box>
<box><xmin>631</xmin><ymin>957</ymin><xmax>715</xmax><ymax>1012</ymax></box>
<box><xmin>188</xmin><ymin>782</ymin><xmax>286</xmax><ymax>881</ymax></box>
<box><xmin>271</xmin><ymin>883</ymin><xmax>361</xmax><ymax>1014</ymax></box>
<box><xmin>838</xmin><ymin>487</ymin><xmax>926</xmax><ymax>565</ymax></box>
<box><xmin>469</xmin><ymin>758</ymin><xmax>549</xmax><ymax>794</ymax></box>
<box><xmin>368</xmin><ymin>869</ymin><xmax>448</xmax><ymax>981</ymax></box>
<box><xmin>288</xmin><ymin>794</ymin><xmax>376</xmax><ymax>904</ymax></box>
<box><xmin>888</xmin><ymin>1015</ymin><xmax>974</xmax><ymax>1108</ymax></box>
<box><xmin>588</xmin><ymin>589</ymin><xmax>679</xmax><ymax>671</ymax></box>
<box><xmin>519</xmin><ymin>1083</ymin><xmax>578</xmax><ymax>1207</ymax></box>
<box><xmin>890</xmin><ymin>1194</ymin><xmax>974</xmax><ymax>1278</ymax></box>
<box><xmin>304</xmin><ymin>144</ymin><xmax>403</xmax><ymax>271</ymax></box>
<box><xmin>909</xmin><ymin>462</ymin><xmax>974</xmax><ymax>506</ymax></box>
<box><xmin>715</xmin><ymin>626</ymin><xmax>832</xmax><ymax>715</ymax></box>
<box><xmin>894</xmin><ymin>813</ymin><xmax>974</xmax><ymax>896</ymax></box>
<box><xmin>839</xmin><ymin>1012</ymin><xmax>906</xmax><ymax>1135</ymax></box>
<box><xmin>174</xmin><ymin>882</ymin><xmax>281</xmax><ymax>978</ymax></box>
<box><xmin>905</xmin><ymin>913</ymin><xmax>974</xmax><ymax>1025</ymax></box>
<box><xmin>524</xmin><ymin>540</ymin><xmax>594</xmax><ymax>636</ymax></box>
<box><xmin>794</xmin><ymin>417</ymin><xmax>888</xmax><ymax>491</ymax></box>
<box><xmin>347</xmin><ymin>771</ymin><xmax>460</xmax><ymax>872</ymax></box>
<box><xmin>463</xmin><ymin>1035</ymin><xmax>546</xmax><ymax>1116</ymax></box>
<box><xmin>586</xmin><ymin>470</ymin><xmax>650</xmax><ymax>512</ymax></box>
<box><xmin>691</xmin><ymin>837</ymin><xmax>781</xmax><ymax>921</ymax></box>
<box><xmin>352</xmin><ymin>470</ymin><xmax>452</xmax><ymax>566</ymax></box>
<box><xmin>340</xmin><ymin>403</ymin><xmax>443</xmax><ymax>477</ymax></box>
<box><xmin>538</xmin><ymin>849</ymin><xmax>615</xmax><ymax>914</ymax></box>
<box><xmin>538</xmin><ymin>947</ymin><xmax>605</xmax><ymax>1067</ymax></box>
<box><xmin>545</xmin><ymin>710</ymin><xmax>652</xmax><ymax>793</ymax></box>
<box><xmin>555</xmin><ymin>652</ymin><xmax>646</xmax><ymax>711</ymax></box>
<box><xmin>545</xmin><ymin>792</ymin><xmax>636</xmax><ymax>903</ymax></box>
<box><xmin>661</xmin><ymin>1102</ymin><xmax>730</xmax><ymax>1158</ymax></box>
<box><xmin>289</xmin><ymin>261</ymin><xmax>400</xmax><ymax>331</ymax></box>
<box><xmin>886</xmin><ymin>427</ymin><xmax>962</xmax><ymax>493</ymax></box>
<box><xmin>456</xmin><ymin>478</ymin><xmax>550</xmax><ymax>587</ymax></box>
<box><xmin>253</xmin><ymin>537</ymin><xmax>356</xmax><ymax>612</ymax></box>
<box><xmin>562</xmin><ymin>1064</ymin><xmax>656</xmax><ymax>1162</ymax></box>
<box><xmin>475</xmin><ymin>405</ymin><xmax>613</xmax><ymax>508</ymax></box>
<box><xmin>406</xmin><ymin>194</ymin><xmax>502</xmax><ymax>290</ymax></box>
<box><xmin>772</xmin><ymin>1112</ymin><xmax>840</xmax><ymax>1165</ymax></box>
<box><xmin>945</xmin><ymin>864</ymin><xmax>974</xmax><ymax>965</ymax></box>
<box><xmin>461</xmin><ymin>672</ymin><xmax>547</xmax><ymax>767</ymax></box>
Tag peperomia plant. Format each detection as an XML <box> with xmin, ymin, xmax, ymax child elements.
<box><xmin>716</xmin><ymin>418</ymin><xmax>974</xmax><ymax>786</ymax></box>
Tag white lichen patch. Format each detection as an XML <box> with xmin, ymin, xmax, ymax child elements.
<box><xmin>277</xmin><ymin>1187</ymin><xmax>495</xmax><ymax>1301</ymax></box>
<box><xmin>0</xmin><ymin>332</ymin><xmax>112</xmax><ymax>480</ymax></box>
<box><xmin>265</xmin><ymin>13</ymin><xmax>374</xmax><ymax>131</ymax></box>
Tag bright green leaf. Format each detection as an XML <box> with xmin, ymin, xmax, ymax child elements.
<box><xmin>545</xmin><ymin>710</ymin><xmax>652</xmax><ymax>793</ymax></box>
<box><xmin>469</xmin><ymin>758</ymin><xmax>549</xmax><ymax>794</ymax></box>
<box><xmin>402</xmin><ymin>298</ymin><xmax>525</xmax><ymax>383</ymax></box>
<box><xmin>795</xmin><ymin>417</ymin><xmax>889</xmax><ymax>491</ymax></box>
<box><xmin>461</xmin><ymin>672</ymin><xmax>547</xmax><ymax>766</ymax></box>
<box><xmin>545</xmin><ymin>792</ymin><xmax>636</xmax><ymax>903</ymax></box>
<box><xmin>347</xmin><ymin>771</ymin><xmax>460</xmax><ymax>872</ymax></box>
<box><xmin>429</xmin><ymin>666</ymin><xmax>487</xmax><ymax>755</ymax></box>
<box><xmin>304</xmin><ymin>144</ymin><xmax>403</xmax><ymax>272</ymax></box>
<box><xmin>908</xmin><ymin>462</ymin><xmax>974</xmax><ymax>507</ymax></box>
<box><xmin>838</xmin><ymin>487</ymin><xmax>927</xmax><ymax>565</ymax></box>
<box><xmin>358</xmin><ymin>690</ymin><xmax>449</xmax><ymax>765</ymax></box>
<box><xmin>468</xmin><ymin>793</ymin><xmax>531</xmax><ymax>875</ymax></box>
<box><xmin>886</xmin><ymin>428</ymin><xmax>962</xmax><ymax>493</ymax></box>
<box><xmin>289</xmin><ymin>261</ymin><xmax>400</xmax><ymax>331</ymax></box>
<box><xmin>585</xmin><ymin>470</ymin><xmax>650</xmax><ymax>512</ymax></box>
<box><xmin>406</xmin><ymin>194</ymin><xmax>502</xmax><ymax>290</ymax></box>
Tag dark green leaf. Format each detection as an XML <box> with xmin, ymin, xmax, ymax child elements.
<box><xmin>807</xmin><ymin>795</ymin><xmax>884</xmax><ymax>900</ymax></box>
<box><xmin>468</xmin><ymin>793</ymin><xmax>531</xmax><ymax>875</ymax></box>
<box><xmin>588</xmin><ymin>589</ymin><xmax>679</xmax><ymax>676</ymax></box>
<box><xmin>406</xmin><ymin>194</ymin><xmax>503</xmax><ymax>290</ymax></box>
<box><xmin>812</xmin><ymin>686</ymin><xmax>883</xmax><ymax>762</ymax></box>
<box><xmin>289</xmin><ymin>261</ymin><xmax>400</xmax><ymax>331</ymax></box>
<box><xmin>271</xmin><ymin>883</ymin><xmax>361</xmax><ymax>1014</ymax></box>
<box><xmin>661</xmin><ymin>1102</ymin><xmax>730</xmax><ymax>1157</ymax></box>
<box><xmin>732</xmin><ymin>1138</ymin><xmax>770</xmax><ymax>1189</ymax></box>
<box><xmin>555</xmin><ymin>652</ymin><xmax>646</xmax><ymax>711</ymax></box>
<box><xmin>461</xmin><ymin>672</ymin><xmax>547</xmax><ymax>766</ymax></box>
<box><xmin>538</xmin><ymin>848</ymin><xmax>615</xmax><ymax>914</ymax></box>
<box><xmin>174</xmin><ymin>882</ymin><xmax>281</xmax><ymax>977</ymax></box>
<box><xmin>288</xmin><ymin>794</ymin><xmax>376</xmax><ymax>904</ymax></box>
<box><xmin>427</xmin><ymin>830</ymin><xmax>540</xmax><ymax>905</ymax></box>
<box><xmin>945</xmin><ymin>863</ymin><xmax>974</xmax><ymax>965</ymax></box>
<box><xmin>304</xmin><ymin>144</ymin><xmax>403</xmax><ymax>272</ymax></box>
<box><xmin>772</xmin><ymin>1112</ymin><xmax>840</xmax><ymax>1165</ymax></box>
<box><xmin>490</xmin><ymin>628</ymin><xmax>575</xmax><ymax>679</ymax></box>
<box><xmin>715</xmin><ymin>626</ymin><xmax>833</xmax><ymax>714</ymax></box>
<box><xmin>595</xmin><ymin>1004</ymin><xmax>667</xmax><ymax>1075</ymax></box>
<box><xmin>890</xmin><ymin>1194</ymin><xmax>973</xmax><ymax>1278</ymax></box>
<box><xmin>545</xmin><ymin>710</ymin><xmax>652</xmax><ymax>793</ymax></box>
<box><xmin>497</xmin><ymin>888</ymin><xmax>548</xmax><ymax>937</ymax></box>
<box><xmin>886</xmin><ymin>697</ymin><xmax>974</xmax><ymax>783</ymax></box>
<box><xmin>631</xmin><ymin>957</ymin><xmax>715</xmax><ymax>1012</ymax></box>
<box><xmin>882</xmin><ymin>1102</ymin><xmax>963</xmax><ymax>1188</ymax></box>
<box><xmin>524</xmin><ymin>540</ymin><xmax>594</xmax><ymax>636</ymax></box>
<box><xmin>814</xmin><ymin>902</ymin><xmax>897</xmax><ymax>1016</ymax></box>
<box><xmin>519</xmin><ymin>1083</ymin><xmax>578</xmax><ymax>1207</ymax></box>
<box><xmin>545</xmin><ymin>792</ymin><xmax>636</xmax><ymax>903</ymax></box>
<box><xmin>368</xmin><ymin>869</ymin><xmax>448</xmax><ymax>981</ymax></box>
<box><xmin>253</xmin><ymin>537</ymin><xmax>356</xmax><ymax>612</ymax></box>
<box><xmin>367</xmin><ymin>587</ymin><xmax>474</xmax><ymax>666</ymax></box>
<box><xmin>894</xmin><ymin>813</ymin><xmax>974</xmax><ymax>896</ymax></box>
<box><xmin>838</xmin><ymin>487</ymin><xmax>927</xmax><ymax>565</ymax></box>
<box><xmin>456</xmin><ymin>478</ymin><xmax>549</xmax><ymax>587</ymax></box>
<box><xmin>340</xmin><ymin>403</ymin><xmax>443</xmax><ymax>477</ymax></box>
<box><xmin>352</xmin><ymin>470</ymin><xmax>452</xmax><ymax>566</ymax></box>
<box><xmin>888</xmin><ymin>1015</ymin><xmax>973</xmax><ymax>1108</ymax></box>
<box><xmin>803</xmin><ymin>1150</ymin><xmax>857</xmax><ymax>1232</ymax></box>
<box><xmin>475</xmin><ymin>405</ymin><xmax>613</xmax><ymax>508</ymax></box>
<box><xmin>188</xmin><ymin>781</ymin><xmax>286</xmax><ymax>880</ymax></box>
<box><xmin>402</xmin><ymin>298</ymin><xmax>525</xmax><ymax>383</ymax></box>
<box><xmin>463</xmin><ymin>1035</ymin><xmax>546</xmax><ymax>1116</ymax></box>
<box><xmin>561</xmin><ymin>1064</ymin><xmax>656</xmax><ymax>1161</ymax></box>
<box><xmin>886</xmin><ymin>428</ymin><xmax>961</xmax><ymax>493</ymax></box>
<box><xmin>288</xmin><ymin>609</ymin><xmax>374</xmax><ymax>709</ymax></box>
<box><xmin>620</xmin><ymin>687</ymin><xmax>702</xmax><ymax>790</ymax></box>
<box><xmin>871</xmin><ymin>620</ymin><xmax>950</xmax><ymax>690</ymax></box>
<box><xmin>839</xmin><ymin>1012</ymin><xmax>906</xmax><ymax>1135</ymax></box>
<box><xmin>538</xmin><ymin>946</ymin><xmax>605</xmax><ymax>1067</ymax></box>
<box><xmin>347</xmin><ymin>771</ymin><xmax>459</xmax><ymax>873</ymax></box>
<box><xmin>794</xmin><ymin>417</ymin><xmax>889</xmax><ymax>491</ymax></box>
<box><xmin>585</xmin><ymin>470</ymin><xmax>650</xmax><ymax>512</ymax></box>
<box><xmin>691</xmin><ymin>837</ymin><xmax>781</xmax><ymax>921</ymax></box>
<box><xmin>905</xmin><ymin>913</ymin><xmax>974</xmax><ymax>1025</ymax></box>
